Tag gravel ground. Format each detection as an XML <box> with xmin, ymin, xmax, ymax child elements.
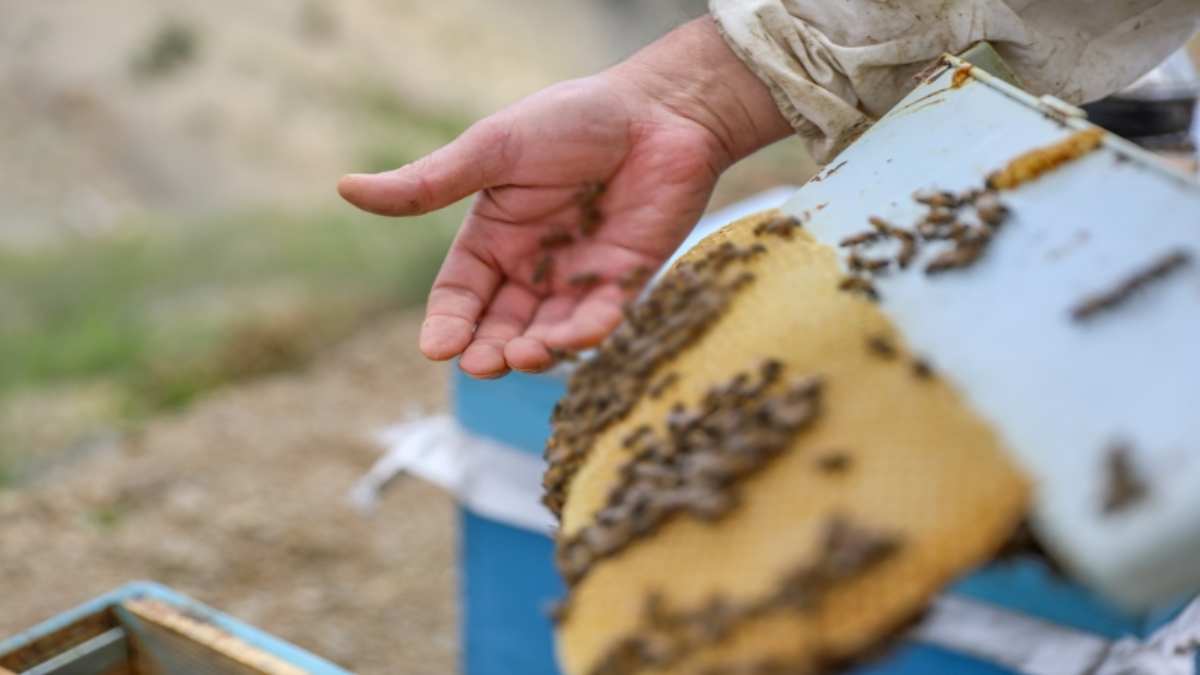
<box><xmin>0</xmin><ymin>311</ymin><xmax>458</xmax><ymax>675</ymax></box>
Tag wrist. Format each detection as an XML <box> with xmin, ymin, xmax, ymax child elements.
<box><xmin>611</xmin><ymin>15</ymin><xmax>791</xmax><ymax>167</ymax></box>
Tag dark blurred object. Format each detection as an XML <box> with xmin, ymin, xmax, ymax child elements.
<box><xmin>298</xmin><ymin>0</ymin><xmax>339</xmax><ymax>43</ymax></box>
<box><xmin>1083</xmin><ymin>98</ymin><xmax>1194</xmax><ymax>149</ymax></box>
<box><xmin>1084</xmin><ymin>50</ymin><xmax>1198</xmax><ymax>151</ymax></box>
<box><xmin>130</xmin><ymin>18</ymin><xmax>199</xmax><ymax>80</ymax></box>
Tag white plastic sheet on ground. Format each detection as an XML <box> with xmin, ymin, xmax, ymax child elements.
<box><xmin>348</xmin><ymin>415</ymin><xmax>555</xmax><ymax>535</ymax></box>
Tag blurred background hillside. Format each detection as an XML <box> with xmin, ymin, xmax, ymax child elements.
<box><xmin>0</xmin><ymin>1</ymin><xmax>809</xmax><ymax>672</ymax></box>
<box><xmin>0</xmin><ymin>0</ymin><xmax>811</xmax><ymax>479</ymax></box>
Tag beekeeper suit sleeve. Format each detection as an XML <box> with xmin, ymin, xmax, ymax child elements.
<box><xmin>710</xmin><ymin>0</ymin><xmax>1200</xmax><ymax>162</ymax></box>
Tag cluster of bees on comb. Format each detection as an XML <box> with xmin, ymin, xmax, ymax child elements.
<box><xmin>556</xmin><ymin>362</ymin><xmax>824</xmax><ymax>588</ymax></box>
<box><xmin>542</xmin><ymin>209</ymin><xmax>925</xmax><ymax>674</ymax></box>
<box><xmin>543</xmin><ymin>237</ymin><xmax>771</xmax><ymax>516</ymax></box>
<box><xmin>837</xmin><ymin>187</ymin><xmax>1010</xmax><ymax>301</ymax></box>
<box><xmin>587</xmin><ymin>514</ymin><xmax>901</xmax><ymax>675</ymax></box>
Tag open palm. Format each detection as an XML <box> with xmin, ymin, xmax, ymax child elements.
<box><xmin>339</xmin><ymin>74</ymin><xmax>732</xmax><ymax>378</ymax></box>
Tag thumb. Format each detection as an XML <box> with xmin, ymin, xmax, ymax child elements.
<box><xmin>338</xmin><ymin>120</ymin><xmax>510</xmax><ymax>216</ymax></box>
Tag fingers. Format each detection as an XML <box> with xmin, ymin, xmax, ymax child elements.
<box><xmin>338</xmin><ymin>120</ymin><xmax>511</xmax><ymax>217</ymax></box>
<box><xmin>523</xmin><ymin>296</ymin><xmax>580</xmax><ymax>342</ymax></box>
<box><xmin>506</xmin><ymin>296</ymin><xmax>580</xmax><ymax>373</ymax></box>
<box><xmin>456</xmin><ymin>281</ymin><xmax>629</xmax><ymax>378</ymax></box>
<box><xmin>458</xmin><ymin>282</ymin><xmax>540</xmax><ymax>379</ymax></box>
<box><xmin>504</xmin><ymin>336</ymin><xmax>553</xmax><ymax>373</ymax></box>
<box><xmin>545</xmin><ymin>284</ymin><xmax>626</xmax><ymax>351</ymax></box>
<box><xmin>420</xmin><ymin>246</ymin><xmax>502</xmax><ymax>361</ymax></box>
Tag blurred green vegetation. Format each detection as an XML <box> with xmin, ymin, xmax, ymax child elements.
<box><xmin>0</xmin><ymin>205</ymin><xmax>463</xmax><ymax>480</ymax></box>
<box><xmin>349</xmin><ymin>83</ymin><xmax>472</xmax><ymax>174</ymax></box>
<box><xmin>0</xmin><ymin>73</ymin><xmax>474</xmax><ymax>482</ymax></box>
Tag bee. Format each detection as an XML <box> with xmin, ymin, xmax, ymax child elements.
<box><xmin>911</xmin><ymin>357</ymin><xmax>934</xmax><ymax>379</ymax></box>
<box><xmin>545</xmin><ymin>598</ymin><xmax>572</xmax><ymax>625</ymax></box>
<box><xmin>694</xmin><ymin>597</ymin><xmax>736</xmax><ymax>643</ymax></box>
<box><xmin>1102</xmin><ymin>442</ymin><xmax>1148</xmax><ymax>515</ymax></box>
<box><xmin>728</xmin><ymin>271</ymin><xmax>756</xmax><ymax>290</ymax></box>
<box><xmin>893</xmin><ymin>228</ymin><xmax>918</xmax><ymax>268</ymax></box>
<box><xmin>629</xmin><ymin>461</ymin><xmax>680</xmax><ymax>487</ymax></box>
<box><xmin>785</xmin><ymin>374</ymin><xmax>824</xmax><ymax>402</ymax></box>
<box><xmin>712</xmin><ymin>242</ymin><xmax>742</xmax><ymax>270</ymax></box>
<box><xmin>958</xmin><ymin>187</ymin><xmax>986</xmax><ymax>205</ymax></box>
<box><xmin>924</xmin><ymin>235</ymin><xmax>988</xmax><ymax>274</ymax></box>
<box><xmin>687</xmin><ymin>488</ymin><xmax>738</xmax><ymax>523</ymax></box>
<box><xmin>753</xmin><ymin>214</ymin><xmax>800</xmax><ymax>239</ymax></box>
<box><xmin>618</xmin><ymin>266</ymin><xmax>654</xmax><ymax>291</ymax></box>
<box><xmin>580</xmin><ymin>206</ymin><xmax>602</xmax><ymax>236</ymax></box>
<box><xmin>558</xmin><ymin>537</ymin><xmax>594</xmax><ymax>583</ymax></box>
<box><xmin>946</xmin><ymin>222</ymin><xmax>973</xmax><ymax>242</ymax></box>
<box><xmin>532</xmin><ymin>254</ymin><xmax>553</xmax><ymax>285</ymax></box>
<box><xmin>823</xmin><ymin>160</ymin><xmax>849</xmax><ymax>179</ymax></box>
<box><xmin>667</xmin><ymin>403</ymin><xmax>702</xmax><ymax>437</ymax></box>
<box><xmin>924</xmin><ymin>207</ymin><xmax>956</xmax><ymax>224</ymax></box>
<box><xmin>815</xmin><ymin>451</ymin><xmax>852</xmax><ymax>474</ymax></box>
<box><xmin>974</xmin><ymin>192</ymin><xmax>1010</xmax><ymax>227</ymax></box>
<box><xmin>577</xmin><ymin>182</ymin><xmax>606</xmax><ymax>236</ymax></box>
<box><xmin>582</xmin><ymin>520</ymin><xmax>631</xmax><ymax>557</ymax></box>
<box><xmin>866</xmin><ymin>334</ymin><xmax>897</xmax><ymax>359</ymax></box>
<box><xmin>539</xmin><ymin>230</ymin><xmax>575</xmax><ymax>249</ymax></box>
<box><xmin>838</xmin><ymin>275</ymin><xmax>880</xmax><ymax>301</ymax></box>
<box><xmin>753</xmin><ymin>218</ymin><xmax>792</xmax><ymax>239</ymax></box>
<box><xmin>759</xmin><ymin>358</ymin><xmax>784</xmax><ymax>384</ymax></box>
<box><xmin>621</xmin><ymin>302</ymin><xmax>642</xmax><ymax>331</ymax></box>
<box><xmin>765</xmin><ymin>398</ymin><xmax>818</xmax><ymax>431</ymax></box>
<box><xmin>849</xmin><ymin>253</ymin><xmax>891</xmax><ymax>273</ymax></box>
<box><xmin>916</xmin><ymin>221</ymin><xmax>945</xmax><ymax>240</ymax></box>
<box><xmin>548</xmin><ymin>348</ymin><xmax>578</xmax><ymax>363</ymax></box>
<box><xmin>868</xmin><ymin>216</ymin><xmax>895</xmax><ymax>235</ymax></box>
<box><xmin>568</xmin><ymin>271</ymin><xmax>603</xmax><ymax>289</ymax></box>
<box><xmin>648</xmin><ymin>372</ymin><xmax>679</xmax><ymax>400</ymax></box>
<box><xmin>839</xmin><ymin>231</ymin><xmax>880</xmax><ymax>248</ymax></box>
<box><xmin>913</xmin><ymin>189</ymin><xmax>959</xmax><ymax>209</ymax></box>
<box><xmin>819</xmin><ymin>514</ymin><xmax>902</xmax><ymax>576</ymax></box>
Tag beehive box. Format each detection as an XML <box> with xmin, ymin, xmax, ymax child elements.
<box><xmin>0</xmin><ymin>582</ymin><xmax>348</xmax><ymax>675</ymax></box>
<box><xmin>788</xmin><ymin>50</ymin><xmax>1200</xmax><ymax>609</ymax></box>
<box><xmin>545</xmin><ymin>45</ymin><xmax>1200</xmax><ymax>674</ymax></box>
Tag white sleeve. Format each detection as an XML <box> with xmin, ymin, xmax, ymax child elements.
<box><xmin>710</xmin><ymin>0</ymin><xmax>1200</xmax><ymax>163</ymax></box>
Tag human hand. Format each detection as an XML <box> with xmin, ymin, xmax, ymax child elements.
<box><xmin>338</xmin><ymin>17</ymin><xmax>789</xmax><ymax>378</ymax></box>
